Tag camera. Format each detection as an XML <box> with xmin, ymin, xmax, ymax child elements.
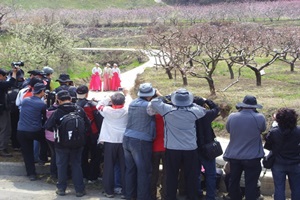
<box><xmin>11</xmin><ymin>61</ymin><xmax>24</xmax><ymax>67</ymax></box>
<box><xmin>45</xmin><ymin>90</ymin><xmax>56</xmax><ymax>108</ymax></box>
<box><xmin>118</xmin><ymin>87</ymin><xmax>123</xmax><ymax>91</ymax></box>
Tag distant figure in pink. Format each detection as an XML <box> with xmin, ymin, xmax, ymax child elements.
<box><xmin>111</xmin><ymin>63</ymin><xmax>121</xmax><ymax>91</ymax></box>
<box><xmin>103</xmin><ymin>63</ymin><xmax>112</xmax><ymax>91</ymax></box>
<box><xmin>89</xmin><ymin>63</ymin><xmax>102</xmax><ymax>91</ymax></box>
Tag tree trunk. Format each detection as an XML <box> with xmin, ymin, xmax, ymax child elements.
<box><xmin>255</xmin><ymin>70</ymin><xmax>262</xmax><ymax>86</ymax></box>
<box><xmin>290</xmin><ymin>63</ymin><xmax>295</xmax><ymax>72</ymax></box>
<box><xmin>166</xmin><ymin>68</ymin><xmax>173</xmax><ymax>79</ymax></box>
<box><xmin>207</xmin><ymin>78</ymin><xmax>216</xmax><ymax>96</ymax></box>
<box><xmin>179</xmin><ymin>70</ymin><xmax>188</xmax><ymax>86</ymax></box>
<box><xmin>227</xmin><ymin>63</ymin><xmax>234</xmax><ymax>79</ymax></box>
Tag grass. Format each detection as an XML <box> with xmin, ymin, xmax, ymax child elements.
<box><xmin>1</xmin><ymin>0</ymin><xmax>157</xmax><ymax>9</ymax></box>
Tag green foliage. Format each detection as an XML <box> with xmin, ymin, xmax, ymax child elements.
<box><xmin>211</xmin><ymin>121</ymin><xmax>225</xmax><ymax>131</ymax></box>
<box><xmin>1</xmin><ymin>23</ymin><xmax>79</xmax><ymax>71</ymax></box>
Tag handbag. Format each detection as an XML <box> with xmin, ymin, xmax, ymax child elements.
<box><xmin>202</xmin><ymin>139</ymin><xmax>223</xmax><ymax>160</ymax></box>
<box><xmin>262</xmin><ymin>151</ymin><xmax>275</xmax><ymax>169</ymax></box>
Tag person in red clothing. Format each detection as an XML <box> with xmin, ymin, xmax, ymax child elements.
<box><xmin>151</xmin><ymin>114</ymin><xmax>166</xmax><ymax>200</ymax></box>
<box><xmin>110</xmin><ymin>63</ymin><xmax>121</xmax><ymax>91</ymax></box>
<box><xmin>76</xmin><ymin>85</ymin><xmax>103</xmax><ymax>183</ymax></box>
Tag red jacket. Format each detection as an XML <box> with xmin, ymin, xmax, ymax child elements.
<box><xmin>153</xmin><ymin>114</ymin><xmax>165</xmax><ymax>152</ymax></box>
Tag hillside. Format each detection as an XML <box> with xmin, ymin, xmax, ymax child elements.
<box><xmin>1</xmin><ymin>0</ymin><xmax>158</xmax><ymax>9</ymax></box>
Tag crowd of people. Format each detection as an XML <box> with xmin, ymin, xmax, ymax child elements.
<box><xmin>0</xmin><ymin>63</ymin><xmax>300</xmax><ymax>200</ymax></box>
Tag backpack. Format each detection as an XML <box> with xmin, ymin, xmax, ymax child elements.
<box><xmin>88</xmin><ymin>102</ymin><xmax>104</xmax><ymax>132</ymax></box>
<box><xmin>56</xmin><ymin>107</ymin><xmax>86</xmax><ymax>148</ymax></box>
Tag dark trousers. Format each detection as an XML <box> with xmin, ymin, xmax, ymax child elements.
<box><xmin>151</xmin><ymin>151</ymin><xmax>166</xmax><ymax>200</ymax></box>
<box><xmin>103</xmin><ymin>142</ymin><xmax>126</xmax><ymax>195</ymax></box>
<box><xmin>17</xmin><ymin>130</ymin><xmax>48</xmax><ymax>176</ymax></box>
<box><xmin>228</xmin><ymin>158</ymin><xmax>262</xmax><ymax>200</ymax></box>
<box><xmin>46</xmin><ymin>139</ymin><xmax>57</xmax><ymax>178</ymax></box>
<box><xmin>10</xmin><ymin>110</ymin><xmax>20</xmax><ymax>148</ymax></box>
<box><xmin>165</xmin><ymin>149</ymin><xmax>199</xmax><ymax>200</ymax></box>
<box><xmin>56</xmin><ymin>147</ymin><xmax>85</xmax><ymax>193</ymax></box>
<box><xmin>81</xmin><ymin>133</ymin><xmax>102</xmax><ymax>181</ymax></box>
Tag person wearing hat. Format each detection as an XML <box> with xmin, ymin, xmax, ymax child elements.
<box><xmin>54</xmin><ymin>73</ymin><xmax>73</xmax><ymax>93</ymax></box>
<box><xmin>21</xmin><ymin>69</ymin><xmax>45</xmax><ymax>89</ymax></box>
<box><xmin>223</xmin><ymin>95</ymin><xmax>266</xmax><ymax>200</ymax></box>
<box><xmin>43</xmin><ymin>66</ymin><xmax>54</xmax><ymax>91</ymax></box>
<box><xmin>17</xmin><ymin>82</ymin><xmax>48</xmax><ymax>181</ymax></box>
<box><xmin>75</xmin><ymin>85</ymin><xmax>102</xmax><ymax>184</ymax></box>
<box><xmin>149</xmin><ymin>88</ymin><xmax>206</xmax><ymax>200</ymax></box>
<box><xmin>45</xmin><ymin>90</ymin><xmax>90</xmax><ymax>197</ymax></box>
<box><xmin>122</xmin><ymin>82</ymin><xmax>161</xmax><ymax>200</ymax></box>
<box><xmin>0</xmin><ymin>67</ymin><xmax>18</xmax><ymax>157</ymax></box>
<box><xmin>103</xmin><ymin>63</ymin><xmax>112</xmax><ymax>91</ymax></box>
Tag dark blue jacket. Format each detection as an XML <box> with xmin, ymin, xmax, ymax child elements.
<box><xmin>265</xmin><ymin>126</ymin><xmax>300</xmax><ymax>165</ymax></box>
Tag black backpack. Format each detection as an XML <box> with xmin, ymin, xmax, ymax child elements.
<box><xmin>56</xmin><ymin>107</ymin><xmax>86</xmax><ymax>148</ymax></box>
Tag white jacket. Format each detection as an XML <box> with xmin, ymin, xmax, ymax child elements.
<box><xmin>97</xmin><ymin>96</ymin><xmax>130</xmax><ymax>144</ymax></box>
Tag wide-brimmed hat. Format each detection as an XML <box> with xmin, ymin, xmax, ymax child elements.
<box><xmin>137</xmin><ymin>83</ymin><xmax>156</xmax><ymax>97</ymax></box>
<box><xmin>56</xmin><ymin>73</ymin><xmax>72</xmax><ymax>82</ymax></box>
<box><xmin>171</xmin><ymin>88</ymin><xmax>194</xmax><ymax>107</ymax></box>
<box><xmin>236</xmin><ymin>95</ymin><xmax>263</xmax><ymax>109</ymax></box>
<box><xmin>33</xmin><ymin>82</ymin><xmax>46</xmax><ymax>94</ymax></box>
<box><xmin>76</xmin><ymin>85</ymin><xmax>89</xmax><ymax>99</ymax></box>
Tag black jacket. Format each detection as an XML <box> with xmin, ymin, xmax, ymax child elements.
<box><xmin>265</xmin><ymin>126</ymin><xmax>300</xmax><ymax>165</ymax></box>
<box><xmin>44</xmin><ymin>102</ymin><xmax>91</xmax><ymax>148</ymax></box>
<box><xmin>0</xmin><ymin>77</ymin><xmax>16</xmax><ymax>111</ymax></box>
<box><xmin>195</xmin><ymin>99</ymin><xmax>220</xmax><ymax>151</ymax></box>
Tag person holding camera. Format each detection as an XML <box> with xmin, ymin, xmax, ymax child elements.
<box><xmin>122</xmin><ymin>83</ymin><xmax>161</xmax><ymax>200</ymax></box>
<box><xmin>223</xmin><ymin>95</ymin><xmax>266</xmax><ymax>200</ymax></box>
<box><xmin>264</xmin><ymin>108</ymin><xmax>300</xmax><ymax>200</ymax></box>
<box><xmin>149</xmin><ymin>88</ymin><xmax>206</xmax><ymax>200</ymax></box>
<box><xmin>0</xmin><ymin>67</ymin><xmax>18</xmax><ymax>157</ymax></box>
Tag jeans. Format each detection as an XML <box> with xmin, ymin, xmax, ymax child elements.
<box><xmin>123</xmin><ymin>136</ymin><xmax>152</xmax><ymax>200</ymax></box>
<box><xmin>115</xmin><ymin>161</ymin><xmax>122</xmax><ymax>188</ymax></box>
<box><xmin>228</xmin><ymin>158</ymin><xmax>261</xmax><ymax>200</ymax></box>
<box><xmin>198</xmin><ymin>154</ymin><xmax>217</xmax><ymax>200</ymax></box>
<box><xmin>55</xmin><ymin>147</ymin><xmax>85</xmax><ymax>193</ymax></box>
<box><xmin>272</xmin><ymin>162</ymin><xmax>300</xmax><ymax>200</ymax></box>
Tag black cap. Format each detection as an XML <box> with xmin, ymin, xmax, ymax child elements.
<box><xmin>0</xmin><ymin>69</ymin><xmax>8</xmax><ymax>76</ymax></box>
<box><xmin>56</xmin><ymin>90</ymin><xmax>71</xmax><ymax>101</ymax></box>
